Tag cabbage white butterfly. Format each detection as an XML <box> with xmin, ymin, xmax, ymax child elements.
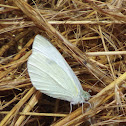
<box><xmin>27</xmin><ymin>35</ymin><xmax>90</xmax><ymax>107</ymax></box>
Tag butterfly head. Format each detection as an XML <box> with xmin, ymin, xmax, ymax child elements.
<box><xmin>71</xmin><ymin>90</ymin><xmax>91</xmax><ymax>105</ymax></box>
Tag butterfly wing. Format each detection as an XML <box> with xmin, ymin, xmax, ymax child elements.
<box><xmin>27</xmin><ymin>35</ymin><xmax>83</xmax><ymax>102</ymax></box>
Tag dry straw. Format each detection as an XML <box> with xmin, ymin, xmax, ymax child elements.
<box><xmin>0</xmin><ymin>0</ymin><xmax>126</xmax><ymax>125</ymax></box>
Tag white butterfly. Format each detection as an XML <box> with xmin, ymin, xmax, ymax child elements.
<box><xmin>27</xmin><ymin>35</ymin><xmax>90</xmax><ymax>106</ymax></box>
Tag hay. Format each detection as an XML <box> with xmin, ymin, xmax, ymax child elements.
<box><xmin>0</xmin><ymin>0</ymin><xmax>126</xmax><ymax>125</ymax></box>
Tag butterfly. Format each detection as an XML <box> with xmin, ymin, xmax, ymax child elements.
<box><xmin>27</xmin><ymin>35</ymin><xmax>90</xmax><ymax>110</ymax></box>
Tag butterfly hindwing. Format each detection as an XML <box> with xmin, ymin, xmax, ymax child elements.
<box><xmin>28</xmin><ymin>50</ymin><xmax>78</xmax><ymax>102</ymax></box>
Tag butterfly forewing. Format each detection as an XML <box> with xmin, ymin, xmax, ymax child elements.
<box><xmin>33</xmin><ymin>35</ymin><xmax>83</xmax><ymax>91</ymax></box>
